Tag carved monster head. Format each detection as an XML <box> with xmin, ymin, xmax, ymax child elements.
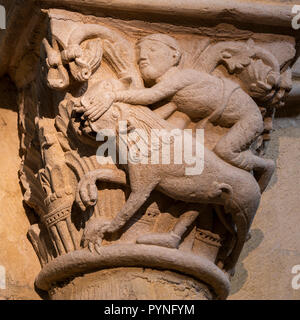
<box><xmin>74</xmin><ymin>79</ymin><xmax>128</xmax><ymax>139</ymax></box>
<box><xmin>218</xmin><ymin>39</ymin><xmax>287</xmax><ymax>106</ymax></box>
<box><xmin>136</xmin><ymin>34</ymin><xmax>182</xmax><ymax>83</ymax></box>
<box><xmin>89</xmin><ymin>103</ymin><xmax>131</xmax><ymax>139</ymax></box>
<box><xmin>63</xmin><ymin>39</ymin><xmax>104</xmax><ymax>82</ymax></box>
<box><xmin>268</xmin><ymin>68</ymin><xmax>293</xmax><ymax>108</ymax></box>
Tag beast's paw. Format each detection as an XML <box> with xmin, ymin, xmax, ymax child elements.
<box><xmin>82</xmin><ymin>219</ymin><xmax>111</xmax><ymax>254</ymax></box>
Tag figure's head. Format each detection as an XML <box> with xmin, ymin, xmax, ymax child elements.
<box><xmin>136</xmin><ymin>34</ymin><xmax>181</xmax><ymax>82</ymax></box>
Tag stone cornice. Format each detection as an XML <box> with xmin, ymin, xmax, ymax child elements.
<box><xmin>37</xmin><ymin>0</ymin><xmax>296</xmax><ymax>28</ymax></box>
<box><xmin>1</xmin><ymin>1</ymin><xmax>299</xmax><ymax>80</ymax></box>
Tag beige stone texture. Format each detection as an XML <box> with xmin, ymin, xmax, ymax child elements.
<box><xmin>230</xmin><ymin>105</ymin><xmax>300</xmax><ymax>299</ymax></box>
<box><xmin>0</xmin><ymin>77</ymin><xmax>40</xmax><ymax>300</ymax></box>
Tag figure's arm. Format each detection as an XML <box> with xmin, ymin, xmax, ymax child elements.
<box><xmin>83</xmin><ymin>70</ymin><xmax>196</xmax><ymax>122</ymax></box>
<box><xmin>82</xmin><ymin>79</ymin><xmax>178</xmax><ymax>121</ymax></box>
<box><xmin>114</xmin><ymin>71</ymin><xmax>193</xmax><ymax>105</ymax></box>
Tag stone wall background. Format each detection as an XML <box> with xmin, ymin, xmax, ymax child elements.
<box><xmin>230</xmin><ymin>102</ymin><xmax>300</xmax><ymax>299</ymax></box>
<box><xmin>0</xmin><ymin>77</ymin><xmax>40</xmax><ymax>300</ymax></box>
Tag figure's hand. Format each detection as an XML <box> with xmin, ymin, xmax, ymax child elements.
<box><xmin>82</xmin><ymin>219</ymin><xmax>112</xmax><ymax>253</ymax></box>
<box><xmin>81</xmin><ymin>91</ymin><xmax>115</xmax><ymax>122</ymax></box>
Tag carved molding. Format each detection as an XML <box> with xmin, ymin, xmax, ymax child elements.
<box><xmin>38</xmin><ymin>0</ymin><xmax>295</xmax><ymax>27</ymax></box>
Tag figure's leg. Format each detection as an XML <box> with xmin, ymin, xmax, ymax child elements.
<box><xmin>136</xmin><ymin>210</ymin><xmax>199</xmax><ymax>248</ymax></box>
<box><xmin>214</xmin><ymin>112</ymin><xmax>275</xmax><ymax>192</ymax></box>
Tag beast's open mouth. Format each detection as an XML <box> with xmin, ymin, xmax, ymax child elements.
<box><xmin>70</xmin><ymin>109</ymin><xmax>98</xmax><ymax>139</ymax></box>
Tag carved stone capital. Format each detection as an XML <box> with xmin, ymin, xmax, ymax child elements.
<box><xmin>2</xmin><ymin>1</ymin><xmax>297</xmax><ymax>300</ymax></box>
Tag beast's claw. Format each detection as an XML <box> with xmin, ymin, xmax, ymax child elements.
<box><xmin>82</xmin><ymin>219</ymin><xmax>112</xmax><ymax>252</ymax></box>
<box><xmin>95</xmin><ymin>239</ymin><xmax>103</xmax><ymax>254</ymax></box>
<box><xmin>88</xmin><ymin>241</ymin><xmax>95</xmax><ymax>253</ymax></box>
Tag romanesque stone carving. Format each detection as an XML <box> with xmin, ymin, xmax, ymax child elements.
<box><xmin>19</xmin><ymin>8</ymin><xmax>296</xmax><ymax>299</ymax></box>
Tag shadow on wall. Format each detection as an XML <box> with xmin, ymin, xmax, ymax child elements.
<box><xmin>230</xmin><ymin>101</ymin><xmax>300</xmax><ymax>296</ymax></box>
<box><xmin>230</xmin><ymin>228</ymin><xmax>265</xmax><ymax>295</ymax></box>
<box><xmin>266</xmin><ymin>101</ymin><xmax>300</xmax><ymax>190</ymax></box>
<box><xmin>0</xmin><ymin>75</ymin><xmax>18</xmax><ymax>112</ymax></box>
<box><xmin>0</xmin><ymin>74</ymin><xmax>40</xmax><ymax>233</ymax></box>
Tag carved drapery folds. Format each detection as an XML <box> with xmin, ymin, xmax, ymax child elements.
<box><xmin>19</xmin><ymin>9</ymin><xmax>296</xmax><ymax>300</ymax></box>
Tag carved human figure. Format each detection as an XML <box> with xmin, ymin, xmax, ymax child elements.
<box><xmin>82</xmin><ymin>33</ymin><xmax>275</xmax><ymax>192</ymax></box>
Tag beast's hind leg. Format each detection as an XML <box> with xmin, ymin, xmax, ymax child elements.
<box><xmin>136</xmin><ymin>210</ymin><xmax>199</xmax><ymax>248</ymax></box>
<box><xmin>214</xmin><ymin>110</ymin><xmax>275</xmax><ymax>193</ymax></box>
<box><xmin>221</xmin><ymin>177</ymin><xmax>261</xmax><ymax>274</ymax></box>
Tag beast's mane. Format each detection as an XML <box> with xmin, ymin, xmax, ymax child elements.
<box><xmin>117</xmin><ymin>104</ymin><xmax>177</xmax><ymax>157</ymax></box>
<box><xmin>128</xmin><ymin>105</ymin><xmax>174</xmax><ymax>136</ymax></box>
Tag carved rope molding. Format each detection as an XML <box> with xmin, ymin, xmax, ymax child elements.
<box><xmin>1</xmin><ymin>2</ymin><xmax>296</xmax><ymax>300</ymax></box>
